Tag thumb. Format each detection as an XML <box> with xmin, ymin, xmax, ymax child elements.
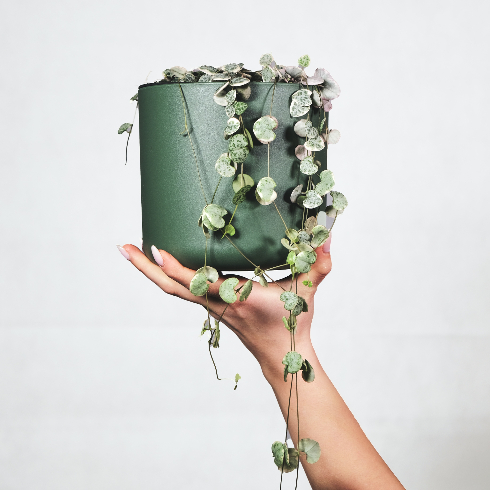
<box><xmin>302</xmin><ymin>234</ymin><xmax>332</xmax><ymax>287</ymax></box>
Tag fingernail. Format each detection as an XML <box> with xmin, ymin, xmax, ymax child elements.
<box><xmin>323</xmin><ymin>235</ymin><xmax>331</xmax><ymax>254</ymax></box>
<box><xmin>117</xmin><ymin>245</ymin><xmax>130</xmax><ymax>260</ymax></box>
<box><xmin>151</xmin><ymin>245</ymin><xmax>164</xmax><ymax>266</ymax></box>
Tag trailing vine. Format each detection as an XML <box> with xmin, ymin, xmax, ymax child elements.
<box><xmin>119</xmin><ymin>53</ymin><xmax>347</xmax><ymax>488</ymax></box>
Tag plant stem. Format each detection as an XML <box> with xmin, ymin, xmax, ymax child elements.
<box><xmin>125</xmin><ymin>102</ymin><xmax>139</xmax><ymax>165</ymax></box>
<box><xmin>273</xmin><ymin>202</ymin><xmax>289</xmax><ymax>232</ymax></box>
<box><xmin>208</xmin><ymin>342</ymin><xmax>221</xmax><ymax>380</ymax></box>
<box><xmin>211</xmin><ymin>177</ymin><xmax>222</xmax><ymax>204</ymax></box>
<box><xmin>280</xmin><ymin>376</ymin><xmax>294</xmax><ymax>490</ymax></box>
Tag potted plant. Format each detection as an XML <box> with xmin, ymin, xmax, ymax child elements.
<box><xmin>118</xmin><ymin>53</ymin><xmax>347</xmax><ymax>485</ymax></box>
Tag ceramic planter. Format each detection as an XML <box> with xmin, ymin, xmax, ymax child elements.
<box><xmin>138</xmin><ymin>81</ymin><xmax>328</xmax><ymax>271</ymax></box>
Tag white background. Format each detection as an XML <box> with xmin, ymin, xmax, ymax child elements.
<box><xmin>1</xmin><ymin>0</ymin><xmax>490</xmax><ymax>488</ymax></box>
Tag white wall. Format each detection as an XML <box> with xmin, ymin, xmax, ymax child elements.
<box><xmin>1</xmin><ymin>0</ymin><xmax>489</xmax><ymax>488</ymax></box>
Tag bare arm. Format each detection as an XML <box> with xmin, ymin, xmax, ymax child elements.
<box><xmin>117</xmin><ymin>238</ymin><xmax>404</xmax><ymax>490</ymax></box>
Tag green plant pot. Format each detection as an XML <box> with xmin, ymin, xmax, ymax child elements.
<box><xmin>138</xmin><ymin>81</ymin><xmax>328</xmax><ymax>271</ymax></box>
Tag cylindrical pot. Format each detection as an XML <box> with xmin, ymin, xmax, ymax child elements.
<box><xmin>138</xmin><ymin>81</ymin><xmax>328</xmax><ymax>271</ymax></box>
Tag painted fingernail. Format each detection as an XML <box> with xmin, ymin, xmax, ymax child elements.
<box><xmin>117</xmin><ymin>245</ymin><xmax>130</xmax><ymax>260</ymax></box>
<box><xmin>151</xmin><ymin>245</ymin><xmax>164</xmax><ymax>266</ymax></box>
<box><xmin>323</xmin><ymin>235</ymin><xmax>331</xmax><ymax>253</ymax></box>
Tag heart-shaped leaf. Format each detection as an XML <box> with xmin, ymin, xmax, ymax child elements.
<box><xmin>224</xmin><ymin>223</ymin><xmax>235</xmax><ymax>236</ymax></box>
<box><xmin>306</xmin><ymin>126</ymin><xmax>319</xmax><ymax>139</ymax></box>
<box><xmin>228</xmin><ymin>133</ymin><xmax>248</xmax><ymax>150</ymax></box>
<box><xmin>282</xmin><ymin>351</ymin><xmax>303</xmax><ymax>374</ymax></box>
<box><xmin>190</xmin><ymin>271</ymin><xmax>209</xmax><ymax>296</ymax></box>
<box><xmin>303</xmin><ymin>190</ymin><xmax>323</xmax><ymax>209</ymax></box>
<box><xmin>286</xmin><ymin>228</ymin><xmax>299</xmax><ymax>243</ymax></box>
<box><xmin>232</xmin><ymin>173</ymin><xmax>254</xmax><ymax>192</ymax></box>
<box><xmin>294</xmin><ymin>119</ymin><xmax>310</xmax><ymax>137</ymax></box>
<box><xmin>258</xmin><ymin>275</ymin><xmax>268</xmax><ymax>287</ymax></box>
<box><xmin>300</xmin><ymin>156</ymin><xmax>318</xmax><ymax>175</ymax></box>
<box><xmin>304</xmin><ymin>136</ymin><xmax>325</xmax><ymax>152</ymax></box>
<box><xmin>297</xmin><ymin>54</ymin><xmax>310</xmax><ymax>68</ymax></box>
<box><xmin>243</xmin><ymin>127</ymin><xmax>253</xmax><ymax>148</ymax></box>
<box><xmin>310</xmin><ymin>225</ymin><xmax>329</xmax><ymax>248</ymax></box>
<box><xmin>224</xmin><ymin>118</ymin><xmax>240</xmax><ymax>136</ymax></box>
<box><xmin>326</xmin><ymin>129</ymin><xmax>341</xmax><ymax>144</ymax></box>
<box><xmin>295</xmin><ymin>145</ymin><xmax>308</xmax><ymax>161</ymax></box>
<box><xmin>234</xmin><ymin>101</ymin><xmax>248</xmax><ymax>115</ymax></box>
<box><xmin>290</xmin><ymin>89</ymin><xmax>312</xmax><ymax>118</ymax></box>
<box><xmin>229</xmin><ymin>147</ymin><xmax>249</xmax><ymax>164</ymax></box>
<box><xmin>239</xmin><ymin>279</ymin><xmax>253</xmax><ymax>301</ymax></box>
<box><xmin>304</xmin><ymin>216</ymin><xmax>317</xmax><ymax>234</ymax></box>
<box><xmin>196</xmin><ymin>266</ymin><xmax>219</xmax><ymax>284</ymax></box>
<box><xmin>297</xmin><ymin>230</ymin><xmax>310</xmax><ymax>243</ymax></box>
<box><xmin>225</xmin><ymin>103</ymin><xmax>235</xmax><ymax>118</ymax></box>
<box><xmin>202</xmin><ymin>204</ymin><xmax>227</xmax><ymax>230</ymax></box>
<box><xmin>312</xmin><ymin>91</ymin><xmax>321</xmax><ymax>107</ymax></box>
<box><xmin>290</xmin><ymin>184</ymin><xmax>303</xmax><ymax>203</ymax></box>
<box><xmin>118</xmin><ymin>123</ymin><xmax>132</xmax><ymax>134</ymax></box>
<box><xmin>236</xmin><ymin>85</ymin><xmax>251</xmax><ymax>100</ymax></box>
<box><xmin>298</xmin><ymin>438</ymin><xmax>321</xmax><ymax>464</ymax></box>
<box><xmin>230</xmin><ymin>77</ymin><xmax>250</xmax><ymax>86</ymax></box>
<box><xmin>256</xmin><ymin>189</ymin><xmax>277</xmax><ymax>205</ymax></box>
<box><xmin>301</xmin><ymin>359</ymin><xmax>315</xmax><ymax>383</ymax></box>
<box><xmin>280</xmin><ymin>291</ymin><xmax>301</xmax><ymax>311</ymax></box>
<box><xmin>330</xmin><ymin>191</ymin><xmax>348</xmax><ymax>211</ymax></box>
<box><xmin>281</xmin><ymin>238</ymin><xmax>297</xmax><ymax>251</ymax></box>
<box><xmin>232</xmin><ymin>185</ymin><xmax>252</xmax><ymax>205</ymax></box>
<box><xmin>256</xmin><ymin>177</ymin><xmax>277</xmax><ymax>202</ymax></box>
<box><xmin>262</xmin><ymin>65</ymin><xmax>275</xmax><ymax>82</ymax></box>
<box><xmin>253</xmin><ymin>115</ymin><xmax>278</xmax><ymax>144</ymax></box>
<box><xmin>260</xmin><ymin>53</ymin><xmax>274</xmax><ymax>66</ymax></box>
<box><xmin>213</xmin><ymin>92</ymin><xmax>228</xmax><ymax>106</ymax></box>
<box><xmin>215</xmin><ymin>153</ymin><xmax>236</xmax><ymax>177</ymax></box>
<box><xmin>315</xmin><ymin>68</ymin><xmax>341</xmax><ymax>100</ymax></box>
<box><xmin>271</xmin><ymin>441</ymin><xmax>285</xmax><ymax>467</ymax></box>
<box><xmin>314</xmin><ymin>170</ymin><xmax>335</xmax><ymax>196</ymax></box>
<box><xmin>225</xmin><ymin>90</ymin><xmax>236</xmax><ymax>104</ymax></box>
<box><xmin>219</xmin><ymin>277</ymin><xmax>239</xmax><ymax>303</ymax></box>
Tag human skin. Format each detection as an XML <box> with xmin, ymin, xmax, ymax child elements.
<box><xmin>117</xmin><ymin>238</ymin><xmax>405</xmax><ymax>490</ymax></box>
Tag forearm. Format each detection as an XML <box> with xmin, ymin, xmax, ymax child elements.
<box><xmin>261</xmin><ymin>339</ymin><xmax>405</xmax><ymax>490</ymax></box>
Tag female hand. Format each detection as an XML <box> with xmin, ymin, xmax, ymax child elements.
<box><xmin>117</xmin><ymin>237</ymin><xmax>332</xmax><ymax>376</ymax></box>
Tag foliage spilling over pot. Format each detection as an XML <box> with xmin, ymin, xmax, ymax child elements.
<box><xmin>119</xmin><ymin>54</ymin><xmax>347</xmax><ymax>487</ymax></box>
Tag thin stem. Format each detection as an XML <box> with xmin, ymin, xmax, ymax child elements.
<box><xmin>125</xmin><ymin>102</ymin><xmax>139</xmax><ymax>165</ymax></box>
<box><xmin>208</xmin><ymin>342</ymin><xmax>221</xmax><ymax>380</ymax></box>
<box><xmin>294</xmin><ymin>372</ymin><xmax>300</xmax><ymax>490</ymax></box>
<box><xmin>273</xmin><ymin>202</ymin><xmax>289</xmax><ymax>232</ymax></box>
<box><xmin>280</xmin><ymin>376</ymin><xmax>294</xmax><ymax>490</ymax></box>
<box><xmin>263</xmin><ymin>263</ymin><xmax>288</xmax><ymax>272</ymax></box>
<box><xmin>329</xmin><ymin>211</ymin><xmax>338</xmax><ymax>232</ymax></box>
<box><xmin>269</xmin><ymin>82</ymin><xmax>277</xmax><ymax>116</ymax></box>
<box><xmin>179</xmin><ymin>84</ymin><xmax>208</xmax><ymax>205</ymax></box>
<box><xmin>211</xmin><ymin>176</ymin><xmax>222</xmax><ymax>204</ymax></box>
<box><xmin>268</xmin><ymin>143</ymin><xmax>270</xmax><ymax>177</ymax></box>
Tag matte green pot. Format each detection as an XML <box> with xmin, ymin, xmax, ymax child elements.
<box><xmin>138</xmin><ymin>81</ymin><xmax>328</xmax><ymax>271</ymax></box>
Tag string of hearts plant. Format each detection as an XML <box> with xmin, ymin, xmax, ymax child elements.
<box><xmin>118</xmin><ymin>54</ymin><xmax>347</xmax><ymax>489</ymax></box>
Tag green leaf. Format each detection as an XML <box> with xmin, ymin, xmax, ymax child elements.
<box><xmin>303</xmin><ymin>190</ymin><xmax>323</xmax><ymax>209</ymax></box>
<box><xmin>260</xmin><ymin>53</ymin><xmax>274</xmax><ymax>66</ymax></box>
<box><xmin>239</xmin><ymin>279</ymin><xmax>253</xmax><ymax>301</ymax></box>
<box><xmin>225</xmin><ymin>90</ymin><xmax>236</xmax><ymax>104</ymax></box>
<box><xmin>225</xmin><ymin>103</ymin><xmax>236</xmax><ymax>118</ymax></box>
<box><xmin>297</xmin><ymin>242</ymin><xmax>313</xmax><ymax>252</ymax></box>
<box><xmin>229</xmin><ymin>147</ymin><xmax>249</xmax><ymax>164</ymax></box>
<box><xmin>262</xmin><ymin>65</ymin><xmax>275</xmax><ymax>82</ymax></box>
<box><xmin>230</xmin><ymin>77</ymin><xmax>250</xmax><ymax>86</ymax></box>
<box><xmin>292</xmin><ymin>296</ymin><xmax>305</xmax><ymax>316</ymax></box>
<box><xmin>130</xmin><ymin>93</ymin><xmax>138</xmax><ymax>101</ymax></box>
<box><xmin>298</xmin><ymin>54</ymin><xmax>311</xmax><ymax>68</ymax></box>
<box><xmin>259</xmin><ymin>275</ymin><xmax>268</xmax><ymax>287</ymax></box>
<box><xmin>234</xmin><ymin>101</ymin><xmax>248</xmax><ymax>115</ymax></box>
<box><xmin>280</xmin><ymin>291</ymin><xmax>301</xmax><ymax>311</ymax></box>
<box><xmin>201</xmin><ymin>318</ymin><xmax>211</xmax><ymax>335</ymax></box>
<box><xmin>301</xmin><ymin>359</ymin><xmax>315</xmax><ymax>382</ymax></box>
<box><xmin>282</xmin><ymin>316</ymin><xmax>290</xmax><ymax>330</ymax></box>
<box><xmin>302</xmin><ymin>280</ymin><xmax>313</xmax><ymax>287</ymax></box>
<box><xmin>284</xmin><ymin>364</ymin><xmax>289</xmax><ymax>382</ymax></box>
<box><xmin>224</xmin><ymin>223</ymin><xmax>235</xmax><ymax>236</ymax></box>
<box><xmin>293</xmin><ymin>119</ymin><xmax>310</xmax><ymax>137</ymax></box>
<box><xmin>223</xmin><ymin>63</ymin><xmax>241</xmax><ymax>73</ymax></box>
<box><xmin>281</xmin><ymin>238</ymin><xmax>297</xmax><ymax>251</ymax></box>
<box><xmin>199</xmin><ymin>65</ymin><xmax>217</xmax><ymax>74</ymax></box>
<box><xmin>196</xmin><ymin>266</ymin><xmax>219</xmax><ymax>283</ymax></box>
<box><xmin>228</xmin><ymin>133</ymin><xmax>248</xmax><ymax>150</ymax></box>
<box><xmin>169</xmin><ymin>66</ymin><xmax>187</xmax><ymax>79</ymax></box>
<box><xmin>219</xmin><ymin>277</ymin><xmax>239</xmax><ymax>303</ymax></box>
<box><xmin>294</xmin><ymin>254</ymin><xmax>313</xmax><ymax>273</ymax></box>
<box><xmin>224</xmin><ymin>118</ymin><xmax>240</xmax><ymax>136</ymax></box>
<box><xmin>118</xmin><ymin>123</ymin><xmax>132</xmax><ymax>134</ymax></box>
<box><xmin>286</xmin><ymin>228</ymin><xmax>299</xmax><ymax>243</ymax></box>
<box><xmin>232</xmin><ymin>185</ymin><xmax>252</xmax><ymax>205</ymax></box>
<box><xmin>290</xmin><ymin>100</ymin><xmax>310</xmax><ymax>118</ymax></box>
<box><xmin>292</xmin><ymin>89</ymin><xmax>313</xmax><ymax>105</ymax></box>
<box><xmin>271</xmin><ymin>441</ymin><xmax>285</xmax><ymax>467</ymax></box>
<box><xmin>306</xmin><ymin>125</ymin><xmax>319</xmax><ymax>139</ymax></box>
<box><xmin>282</xmin><ymin>351</ymin><xmax>303</xmax><ymax>374</ymax></box>
<box><xmin>305</xmin><ymin>135</ymin><xmax>325</xmax><ymax>152</ymax></box>
<box><xmin>304</xmin><ymin>216</ymin><xmax>318</xmax><ymax>234</ymax></box>
<box><xmin>300</xmin><ymin>156</ymin><xmax>318</xmax><ymax>176</ymax></box>
<box><xmin>190</xmin><ymin>271</ymin><xmax>209</xmax><ymax>296</ymax></box>
<box><xmin>199</xmin><ymin>74</ymin><xmax>213</xmax><ymax>82</ymax></box>
<box><xmin>330</xmin><ymin>191</ymin><xmax>348</xmax><ymax>211</ymax></box>
<box><xmin>232</xmin><ymin>173</ymin><xmax>254</xmax><ymax>192</ymax></box>
<box><xmin>298</xmin><ymin>438</ymin><xmax>321</xmax><ymax>464</ymax></box>
<box><xmin>215</xmin><ymin>153</ymin><xmax>236</xmax><ymax>177</ymax></box>
<box><xmin>298</xmin><ymin>230</ymin><xmax>310</xmax><ymax>243</ymax></box>
<box><xmin>286</xmin><ymin>250</ymin><xmax>296</xmax><ymax>265</ymax></box>
<box><xmin>243</xmin><ymin>127</ymin><xmax>253</xmax><ymax>148</ymax></box>
<box><xmin>256</xmin><ymin>177</ymin><xmax>277</xmax><ymax>202</ymax></box>
<box><xmin>234</xmin><ymin>373</ymin><xmax>241</xmax><ymax>390</ymax></box>
<box><xmin>202</xmin><ymin>203</ymin><xmax>227</xmax><ymax>230</ymax></box>
<box><xmin>315</xmin><ymin>170</ymin><xmax>335</xmax><ymax>197</ymax></box>
<box><xmin>310</xmin><ymin>225</ymin><xmax>329</xmax><ymax>248</ymax></box>
<box><xmin>253</xmin><ymin>115</ymin><xmax>278</xmax><ymax>144</ymax></box>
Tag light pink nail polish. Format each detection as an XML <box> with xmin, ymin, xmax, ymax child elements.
<box><xmin>117</xmin><ymin>245</ymin><xmax>130</xmax><ymax>260</ymax></box>
<box><xmin>323</xmin><ymin>236</ymin><xmax>331</xmax><ymax>253</ymax></box>
<box><xmin>151</xmin><ymin>245</ymin><xmax>164</xmax><ymax>266</ymax></box>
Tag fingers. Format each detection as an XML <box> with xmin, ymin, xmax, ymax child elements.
<box><xmin>299</xmin><ymin>235</ymin><xmax>332</xmax><ymax>287</ymax></box>
<box><xmin>119</xmin><ymin>244</ymin><xmax>205</xmax><ymax>305</ymax></box>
